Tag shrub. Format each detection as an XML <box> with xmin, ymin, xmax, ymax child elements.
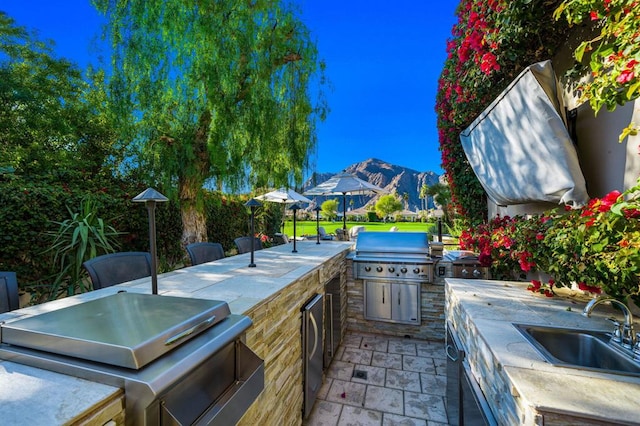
<box><xmin>460</xmin><ymin>178</ymin><xmax>640</xmax><ymax>303</ymax></box>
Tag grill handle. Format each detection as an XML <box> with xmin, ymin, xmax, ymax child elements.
<box><xmin>164</xmin><ymin>315</ymin><xmax>216</xmax><ymax>345</ymax></box>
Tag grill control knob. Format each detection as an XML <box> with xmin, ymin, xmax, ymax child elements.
<box><xmin>364</xmin><ymin>266</ymin><xmax>371</xmax><ymax>272</ymax></box>
<box><xmin>376</xmin><ymin>266</ymin><xmax>383</xmax><ymax>273</ymax></box>
<box><xmin>400</xmin><ymin>267</ymin><xmax>407</xmax><ymax>273</ymax></box>
<box><xmin>413</xmin><ymin>267</ymin><xmax>420</xmax><ymax>274</ymax></box>
<box><xmin>388</xmin><ymin>266</ymin><xmax>395</xmax><ymax>273</ymax></box>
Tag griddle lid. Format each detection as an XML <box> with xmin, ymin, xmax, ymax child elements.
<box><xmin>0</xmin><ymin>292</ymin><xmax>231</xmax><ymax>369</ymax></box>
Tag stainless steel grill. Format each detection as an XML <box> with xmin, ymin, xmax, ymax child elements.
<box><xmin>0</xmin><ymin>292</ymin><xmax>264</xmax><ymax>425</ymax></box>
<box><xmin>352</xmin><ymin>232</ymin><xmax>434</xmax><ymax>282</ymax></box>
<box><xmin>352</xmin><ymin>232</ymin><xmax>434</xmax><ymax>325</ymax></box>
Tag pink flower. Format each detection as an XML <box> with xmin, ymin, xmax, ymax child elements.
<box><xmin>616</xmin><ymin>69</ymin><xmax>635</xmax><ymax>84</ymax></box>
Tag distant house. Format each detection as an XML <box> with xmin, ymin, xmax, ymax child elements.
<box><xmin>398</xmin><ymin>210</ymin><xmax>419</xmax><ymax>222</ymax></box>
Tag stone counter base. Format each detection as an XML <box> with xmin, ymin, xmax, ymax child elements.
<box><xmin>346</xmin><ymin>260</ymin><xmax>445</xmax><ymax>341</ymax></box>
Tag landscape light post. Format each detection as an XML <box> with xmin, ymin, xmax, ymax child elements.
<box><xmin>132</xmin><ymin>188</ymin><xmax>168</xmax><ymax>295</ymax></box>
<box><xmin>290</xmin><ymin>203</ymin><xmax>300</xmax><ymax>253</ymax></box>
<box><xmin>314</xmin><ymin>205</ymin><xmax>321</xmax><ymax>244</ymax></box>
<box><xmin>245</xmin><ymin>198</ymin><xmax>262</xmax><ymax>267</ymax></box>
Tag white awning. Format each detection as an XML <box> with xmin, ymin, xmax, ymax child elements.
<box><xmin>460</xmin><ymin>60</ymin><xmax>589</xmax><ymax>207</ymax></box>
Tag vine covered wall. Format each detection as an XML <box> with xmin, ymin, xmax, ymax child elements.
<box><xmin>438</xmin><ymin>0</ymin><xmax>640</xmax><ymax>224</ymax></box>
<box><xmin>436</xmin><ymin>0</ymin><xmax>588</xmax><ymax>224</ymax></box>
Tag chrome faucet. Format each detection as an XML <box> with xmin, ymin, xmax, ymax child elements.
<box><xmin>583</xmin><ymin>297</ymin><xmax>635</xmax><ymax>349</ymax></box>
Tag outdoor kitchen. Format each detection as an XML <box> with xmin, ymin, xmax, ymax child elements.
<box><xmin>3</xmin><ymin>230</ymin><xmax>640</xmax><ymax>425</ymax></box>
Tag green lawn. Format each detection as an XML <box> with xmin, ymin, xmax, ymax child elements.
<box><xmin>281</xmin><ymin>220</ymin><xmax>434</xmax><ymax>238</ymax></box>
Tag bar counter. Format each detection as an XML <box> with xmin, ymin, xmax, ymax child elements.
<box><xmin>0</xmin><ymin>240</ymin><xmax>352</xmax><ymax>425</ymax></box>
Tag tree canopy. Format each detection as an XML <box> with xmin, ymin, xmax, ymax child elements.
<box><xmin>375</xmin><ymin>195</ymin><xmax>403</xmax><ymax>221</ymax></box>
<box><xmin>321</xmin><ymin>199</ymin><xmax>339</xmax><ymax>221</ymax></box>
<box><xmin>0</xmin><ymin>12</ymin><xmax>114</xmax><ymax>177</ymax></box>
<box><xmin>93</xmin><ymin>0</ymin><xmax>327</xmax><ymax>243</ymax></box>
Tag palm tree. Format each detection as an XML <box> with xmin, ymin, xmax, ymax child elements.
<box><xmin>419</xmin><ymin>184</ymin><xmax>428</xmax><ymax>211</ymax></box>
<box><xmin>426</xmin><ymin>183</ymin><xmax>452</xmax><ymax>224</ymax></box>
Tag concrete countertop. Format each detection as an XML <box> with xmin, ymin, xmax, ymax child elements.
<box><xmin>446</xmin><ymin>278</ymin><xmax>640</xmax><ymax>425</ymax></box>
<box><xmin>0</xmin><ymin>241</ymin><xmax>352</xmax><ymax>425</ymax></box>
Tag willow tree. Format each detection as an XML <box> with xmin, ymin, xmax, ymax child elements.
<box><xmin>93</xmin><ymin>0</ymin><xmax>327</xmax><ymax>244</ymax></box>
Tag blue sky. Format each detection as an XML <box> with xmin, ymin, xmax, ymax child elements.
<box><xmin>2</xmin><ymin>1</ymin><xmax>459</xmax><ymax>176</ymax></box>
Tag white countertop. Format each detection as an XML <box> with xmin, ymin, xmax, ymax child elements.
<box><xmin>0</xmin><ymin>241</ymin><xmax>351</xmax><ymax>425</ymax></box>
<box><xmin>446</xmin><ymin>278</ymin><xmax>640</xmax><ymax>425</ymax></box>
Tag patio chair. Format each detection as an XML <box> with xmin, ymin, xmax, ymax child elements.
<box><xmin>349</xmin><ymin>225</ymin><xmax>366</xmax><ymax>239</ymax></box>
<box><xmin>186</xmin><ymin>242</ymin><xmax>225</xmax><ymax>266</ymax></box>
<box><xmin>273</xmin><ymin>233</ymin><xmax>290</xmax><ymax>245</ymax></box>
<box><xmin>83</xmin><ymin>252</ymin><xmax>152</xmax><ymax>290</ymax></box>
<box><xmin>335</xmin><ymin>228</ymin><xmax>349</xmax><ymax>241</ymax></box>
<box><xmin>0</xmin><ymin>271</ymin><xmax>19</xmax><ymax>313</ymax></box>
<box><xmin>234</xmin><ymin>237</ymin><xmax>263</xmax><ymax>254</ymax></box>
<box><xmin>318</xmin><ymin>227</ymin><xmax>334</xmax><ymax>241</ymax></box>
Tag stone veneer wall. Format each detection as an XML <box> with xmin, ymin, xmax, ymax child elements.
<box><xmin>445</xmin><ymin>284</ymin><xmax>521</xmax><ymax>425</ymax></box>
<box><xmin>237</xmin><ymin>250</ymin><xmax>347</xmax><ymax>425</ymax></box>
<box><xmin>345</xmin><ymin>259</ymin><xmax>446</xmax><ymax>341</ymax></box>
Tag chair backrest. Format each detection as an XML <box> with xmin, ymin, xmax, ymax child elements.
<box><xmin>350</xmin><ymin>225</ymin><xmax>366</xmax><ymax>237</ymax></box>
<box><xmin>318</xmin><ymin>227</ymin><xmax>327</xmax><ymax>237</ymax></box>
<box><xmin>234</xmin><ymin>237</ymin><xmax>263</xmax><ymax>254</ymax></box>
<box><xmin>83</xmin><ymin>252</ymin><xmax>152</xmax><ymax>290</ymax></box>
<box><xmin>186</xmin><ymin>242</ymin><xmax>225</xmax><ymax>266</ymax></box>
<box><xmin>335</xmin><ymin>228</ymin><xmax>349</xmax><ymax>241</ymax></box>
<box><xmin>273</xmin><ymin>233</ymin><xmax>289</xmax><ymax>245</ymax></box>
<box><xmin>0</xmin><ymin>271</ymin><xmax>19</xmax><ymax>313</ymax></box>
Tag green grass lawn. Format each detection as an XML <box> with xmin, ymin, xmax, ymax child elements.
<box><xmin>281</xmin><ymin>220</ymin><xmax>434</xmax><ymax>237</ymax></box>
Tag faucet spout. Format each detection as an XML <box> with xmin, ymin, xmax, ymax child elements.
<box><xmin>583</xmin><ymin>296</ymin><xmax>635</xmax><ymax>348</ymax></box>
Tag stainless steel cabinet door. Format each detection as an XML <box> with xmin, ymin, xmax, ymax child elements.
<box><xmin>392</xmin><ymin>283</ymin><xmax>420</xmax><ymax>324</ymax></box>
<box><xmin>302</xmin><ymin>294</ymin><xmax>324</xmax><ymax>419</ymax></box>
<box><xmin>365</xmin><ymin>281</ymin><xmax>391</xmax><ymax>320</ymax></box>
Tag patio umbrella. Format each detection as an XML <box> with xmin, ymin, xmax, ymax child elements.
<box><xmin>255</xmin><ymin>188</ymin><xmax>312</xmax><ymax>233</ymax></box>
<box><xmin>255</xmin><ymin>188</ymin><xmax>312</xmax><ymax>204</ymax></box>
<box><xmin>304</xmin><ymin>173</ymin><xmax>386</xmax><ymax>231</ymax></box>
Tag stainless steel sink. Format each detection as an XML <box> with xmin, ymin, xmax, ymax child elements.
<box><xmin>513</xmin><ymin>323</ymin><xmax>640</xmax><ymax>377</ymax></box>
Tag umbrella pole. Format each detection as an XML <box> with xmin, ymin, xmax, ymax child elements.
<box><xmin>343</xmin><ymin>193</ymin><xmax>347</xmax><ymax>231</ymax></box>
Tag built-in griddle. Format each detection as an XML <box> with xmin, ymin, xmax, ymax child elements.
<box><xmin>0</xmin><ymin>292</ymin><xmax>264</xmax><ymax>425</ymax></box>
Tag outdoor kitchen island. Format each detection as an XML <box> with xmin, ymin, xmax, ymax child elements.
<box><xmin>446</xmin><ymin>278</ymin><xmax>640</xmax><ymax>425</ymax></box>
<box><xmin>0</xmin><ymin>240</ymin><xmax>352</xmax><ymax>425</ymax></box>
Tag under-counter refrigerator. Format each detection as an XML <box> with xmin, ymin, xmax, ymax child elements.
<box><xmin>302</xmin><ymin>293</ymin><xmax>324</xmax><ymax>419</ymax></box>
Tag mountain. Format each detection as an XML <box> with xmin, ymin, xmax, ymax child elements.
<box><xmin>302</xmin><ymin>158</ymin><xmax>440</xmax><ymax>212</ymax></box>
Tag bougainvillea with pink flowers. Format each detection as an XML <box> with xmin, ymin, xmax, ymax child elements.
<box><xmin>436</xmin><ymin>0</ymin><xmax>572</xmax><ymax>224</ymax></box>
<box><xmin>460</xmin><ymin>179</ymin><xmax>640</xmax><ymax>303</ymax></box>
<box><xmin>436</xmin><ymin>0</ymin><xmax>640</xmax><ymax>224</ymax></box>
<box><xmin>554</xmin><ymin>0</ymin><xmax>640</xmax><ymax>142</ymax></box>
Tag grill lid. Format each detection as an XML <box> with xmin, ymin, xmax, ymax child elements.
<box><xmin>354</xmin><ymin>232</ymin><xmax>430</xmax><ymax>259</ymax></box>
<box><xmin>0</xmin><ymin>292</ymin><xmax>230</xmax><ymax>369</ymax></box>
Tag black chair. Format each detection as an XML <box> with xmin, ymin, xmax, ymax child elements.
<box><xmin>0</xmin><ymin>271</ymin><xmax>19</xmax><ymax>313</ymax></box>
<box><xmin>234</xmin><ymin>237</ymin><xmax>263</xmax><ymax>254</ymax></box>
<box><xmin>83</xmin><ymin>252</ymin><xmax>152</xmax><ymax>290</ymax></box>
<box><xmin>273</xmin><ymin>233</ymin><xmax>290</xmax><ymax>245</ymax></box>
<box><xmin>186</xmin><ymin>242</ymin><xmax>225</xmax><ymax>266</ymax></box>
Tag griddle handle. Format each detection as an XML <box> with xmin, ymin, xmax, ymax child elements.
<box><xmin>165</xmin><ymin>315</ymin><xmax>216</xmax><ymax>345</ymax></box>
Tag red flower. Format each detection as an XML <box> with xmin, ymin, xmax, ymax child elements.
<box><xmin>616</xmin><ymin>69</ymin><xmax>635</xmax><ymax>84</ymax></box>
<box><xmin>479</xmin><ymin>52</ymin><xmax>500</xmax><ymax>74</ymax></box>
<box><xmin>623</xmin><ymin>208</ymin><xmax>640</xmax><ymax>219</ymax></box>
<box><xmin>590</xmin><ymin>10</ymin><xmax>599</xmax><ymax>20</ymax></box>
<box><xmin>478</xmin><ymin>252</ymin><xmax>492</xmax><ymax>267</ymax></box>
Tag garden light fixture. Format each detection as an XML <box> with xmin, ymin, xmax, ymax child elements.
<box><xmin>132</xmin><ymin>187</ymin><xmax>168</xmax><ymax>295</ymax></box>
<box><xmin>245</xmin><ymin>198</ymin><xmax>262</xmax><ymax>267</ymax></box>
